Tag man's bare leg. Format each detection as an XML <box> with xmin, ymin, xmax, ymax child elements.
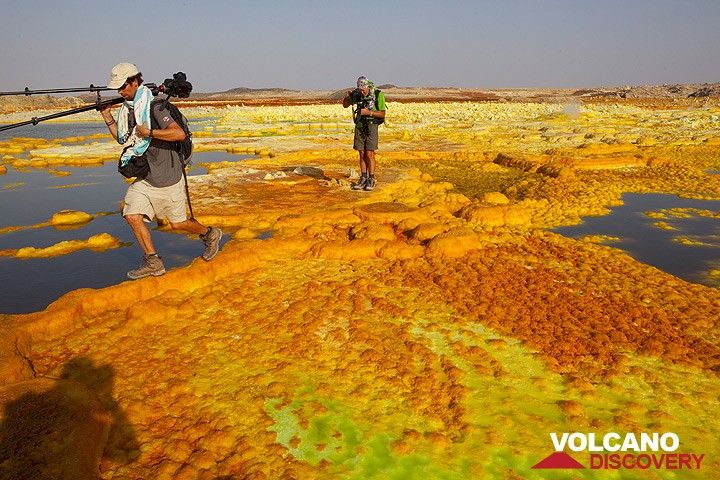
<box><xmin>125</xmin><ymin>214</ymin><xmax>156</xmax><ymax>254</ymax></box>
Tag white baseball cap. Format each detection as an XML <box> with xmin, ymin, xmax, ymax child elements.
<box><xmin>107</xmin><ymin>63</ymin><xmax>140</xmax><ymax>89</ymax></box>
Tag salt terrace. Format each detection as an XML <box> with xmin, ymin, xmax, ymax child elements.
<box><xmin>0</xmin><ymin>96</ymin><xmax>719</xmax><ymax>479</ymax></box>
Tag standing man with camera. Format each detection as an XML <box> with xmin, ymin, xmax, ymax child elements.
<box><xmin>99</xmin><ymin>62</ymin><xmax>223</xmax><ymax>280</ymax></box>
<box><xmin>343</xmin><ymin>76</ymin><xmax>386</xmax><ymax>191</ymax></box>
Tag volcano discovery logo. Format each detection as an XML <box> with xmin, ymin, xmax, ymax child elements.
<box><xmin>532</xmin><ymin>432</ymin><xmax>705</xmax><ymax>471</ymax></box>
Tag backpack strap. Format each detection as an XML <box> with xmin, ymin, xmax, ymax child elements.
<box><xmin>149</xmin><ymin>98</ymin><xmax>163</xmax><ymax>130</ymax></box>
<box><xmin>148</xmin><ymin>99</ymin><xmax>177</xmax><ymax>149</ymax></box>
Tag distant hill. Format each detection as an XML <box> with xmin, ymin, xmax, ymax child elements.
<box><xmin>570</xmin><ymin>83</ymin><xmax>720</xmax><ymax>99</ymax></box>
<box><xmin>221</xmin><ymin>87</ymin><xmax>297</xmax><ymax>95</ymax></box>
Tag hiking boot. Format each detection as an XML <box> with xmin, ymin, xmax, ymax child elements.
<box><xmin>364</xmin><ymin>176</ymin><xmax>376</xmax><ymax>191</ymax></box>
<box><xmin>127</xmin><ymin>254</ymin><xmax>166</xmax><ymax>280</ymax></box>
<box><xmin>352</xmin><ymin>175</ymin><xmax>368</xmax><ymax>190</ymax></box>
<box><xmin>201</xmin><ymin>226</ymin><xmax>223</xmax><ymax>261</ymax></box>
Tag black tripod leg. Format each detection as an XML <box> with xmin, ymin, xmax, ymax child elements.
<box><xmin>183</xmin><ymin>168</ymin><xmax>194</xmax><ymax>220</ymax></box>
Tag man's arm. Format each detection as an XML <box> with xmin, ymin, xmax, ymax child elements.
<box><xmin>342</xmin><ymin>91</ymin><xmax>353</xmax><ymax>108</ymax></box>
<box><xmin>136</xmin><ymin>122</ymin><xmax>185</xmax><ymax>141</ymax></box>
<box><xmin>366</xmin><ymin>91</ymin><xmax>387</xmax><ymax>119</ymax></box>
<box><xmin>99</xmin><ymin>104</ymin><xmax>119</xmax><ymax>141</ymax></box>
<box><xmin>366</xmin><ymin>109</ymin><xmax>385</xmax><ymax>119</ymax></box>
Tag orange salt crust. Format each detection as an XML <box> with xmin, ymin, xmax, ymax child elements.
<box><xmin>0</xmin><ymin>99</ymin><xmax>718</xmax><ymax>479</ymax></box>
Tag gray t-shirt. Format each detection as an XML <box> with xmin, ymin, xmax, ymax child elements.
<box><xmin>141</xmin><ymin>103</ymin><xmax>183</xmax><ymax>188</ymax></box>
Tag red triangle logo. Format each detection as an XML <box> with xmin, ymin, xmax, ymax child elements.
<box><xmin>532</xmin><ymin>452</ymin><xmax>585</xmax><ymax>469</ymax></box>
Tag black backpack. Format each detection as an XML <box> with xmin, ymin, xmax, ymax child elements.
<box><xmin>150</xmin><ymin>98</ymin><xmax>193</xmax><ymax>166</ymax></box>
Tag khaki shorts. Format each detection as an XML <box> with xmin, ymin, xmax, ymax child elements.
<box><xmin>122</xmin><ymin>178</ymin><xmax>187</xmax><ymax>223</ymax></box>
<box><xmin>353</xmin><ymin>122</ymin><xmax>379</xmax><ymax>151</ymax></box>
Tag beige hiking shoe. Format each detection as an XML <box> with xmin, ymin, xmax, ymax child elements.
<box><xmin>201</xmin><ymin>226</ymin><xmax>223</xmax><ymax>261</ymax></box>
<box><xmin>127</xmin><ymin>254</ymin><xmax>166</xmax><ymax>280</ymax></box>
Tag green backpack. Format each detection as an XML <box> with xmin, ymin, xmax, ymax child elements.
<box><xmin>373</xmin><ymin>89</ymin><xmax>385</xmax><ymax>125</ymax></box>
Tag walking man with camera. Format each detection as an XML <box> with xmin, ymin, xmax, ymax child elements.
<box><xmin>100</xmin><ymin>62</ymin><xmax>223</xmax><ymax>280</ymax></box>
<box><xmin>343</xmin><ymin>76</ymin><xmax>386</xmax><ymax>191</ymax></box>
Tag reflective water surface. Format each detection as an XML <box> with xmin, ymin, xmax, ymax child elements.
<box><xmin>555</xmin><ymin>193</ymin><xmax>720</xmax><ymax>287</ymax></box>
<box><xmin>0</xmin><ymin>122</ymin><xmax>247</xmax><ymax>313</ymax></box>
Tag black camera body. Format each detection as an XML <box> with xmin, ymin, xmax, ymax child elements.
<box><xmin>350</xmin><ymin>88</ymin><xmax>365</xmax><ymax>105</ymax></box>
<box><xmin>351</xmin><ymin>88</ymin><xmax>371</xmax><ymax>125</ymax></box>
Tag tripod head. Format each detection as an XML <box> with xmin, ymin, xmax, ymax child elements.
<box><xmin>151</xmin><ymin>72</ymin><xmax>192</xmax><ymax>98</ymax></box>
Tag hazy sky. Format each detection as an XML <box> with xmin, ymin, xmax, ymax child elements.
<box><xmin>1</xmin><ymin>0</ymin><xmax>718</xmax><ymax>92</ymax></box>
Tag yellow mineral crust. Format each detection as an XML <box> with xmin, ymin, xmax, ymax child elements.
<box><xmin>673</xmin><ymin>236</ymin><xmax>716</xmax><ymax>247</ymax></box>
<box><xmin>0</xmin><ymin>137</ymin><xmax>59</xmax><ymax>155</ymax></box>
<box><xmin>458</xmin><ymin>202</ymin><xmax>532</xmax><ymax>228</ymax></box>
<box><xmin>50</xmin><ymin>210</ymin><xmax>94</xmax><ymax>226</ymax></box>
<box><xmin>1</xmin><ymin>210</ymin><xmax>97</xmax><ymax>236</ymax></box>
<box><xmin>653</xmin><ymin>221</ymin><xmax>677</xmax><ymax>230</ymax></box>
<box><xmin>1</xmin><ymin>100</ymin><xmax>719</xmax><ymax>479</ymax></box>
<box><xmin>648</xmin><ymin>207</ymin><xmax>720</xmax><ymax>220</ymax></box>
<box><xmin>1</xmin><ymin>233</ymin><xmax>121</xmax><ymax>259</ymax></box>
<box><xmin>480</xmin><ymin>191</ymin><xmax>510</xmax><ymax>204</ymax></box>
<box><xmin>579</xmin><ymin>234</ymin><xmax>621</xmax><ymax>244</ymax></box>
<box><xmin>707</xmin><ymin>266</ymin><xmax>720</xmax><ymax>287</ymax></box>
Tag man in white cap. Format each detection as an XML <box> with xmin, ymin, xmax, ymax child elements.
<box><xmin>343</xmin><ymin>76</ymin><xmax>386</xmax><ymax>191</ymax></box>
<box><xmin>100</xmin><ymin>62</ymin><xmax>223</xmax><ymax>279</ymax></box>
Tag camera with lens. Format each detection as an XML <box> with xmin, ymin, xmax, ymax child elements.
<box><xmin>350</xmin><ymin>88</ymin><xmax>364</xmax><ymax>104</ymax></box>
<box><xmin>156</xmin><ymin>72</ymin><xmax>193</xmax><ymax>98</ymax></box>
